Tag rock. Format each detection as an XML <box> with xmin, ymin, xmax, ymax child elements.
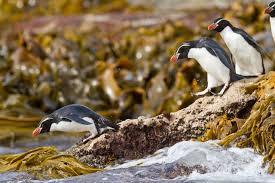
<box><xmin>67</xmin><ymin>75</ymin><xmax>261</xmax><ymax>167</ymax></box>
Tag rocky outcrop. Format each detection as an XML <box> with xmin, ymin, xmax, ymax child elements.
<box><xmin>1</xmin><ymin>73</ymin><xmax>273</xmax><ymax>181</ymax></box>
<box><xmin>67</xmin><ymin>75</ymin><xmax>263</xmax><ymax>167</ymax></box>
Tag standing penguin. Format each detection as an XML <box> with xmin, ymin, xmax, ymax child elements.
<box><xmin>32</xmin><ymin>104</ymin><xmax>119</xmax><ymax>142</ymax></box>
<box><xmin>170</xmin><ymin>38</ymin><xmax>243</xmax><ymax>96</ymax></box>
<box><xmin>265</xmin><ymin>1</ymin><xmax>275</xmax><ymax>42</ymax></box>
<box><xmin>208</xmin><ymin>18</ymin><xmax>265</xmax><ymax>76</ymax></box>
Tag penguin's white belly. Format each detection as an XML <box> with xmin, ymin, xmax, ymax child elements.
<box><xmin>50</xmin><ymin>119</ymin><xmax>98</xmax><ymax>134</ymax></box>
<box><xmin>221</xmin><ymin>28</ymin><xmax>263</xmax><ymax>76</ymax></box>
<box><xmin>270</xmin><ymin>17</ymin><xmax>275</xmax><ymax>43</ymax></box>
<box><xmin>188</xmin><ymin>48</ymin><xmax>230</xmax><ymax>83</ymax></box>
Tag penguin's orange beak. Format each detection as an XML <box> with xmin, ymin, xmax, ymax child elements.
<box><xmin>32</xmin><ymin>127</ymin><xmax>41</xmax><ymax>137</ymax></box>
<box><xmin>170</xmin><ymin>55</ymin><xmax>177</xmax><ymax>63</ymax></box>
<box><xmin>265</xmin><ymin>7</ymin><xmax>273</xmax><ymax>14</ymax></box>
<box><xmin>208</xmin><ymin>23</ymin><xmax>218</xmax><ymax>30</ymax></box>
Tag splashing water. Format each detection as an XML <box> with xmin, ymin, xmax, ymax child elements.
<box><xmin>107</xmin><ymin>140</ymin><xmax>275</xmax><ymax>182</ymax></box>
<box><xmin>2</xmin><ymin>140</ymin><xmax>275</xmax><ymax>182</ymax></box>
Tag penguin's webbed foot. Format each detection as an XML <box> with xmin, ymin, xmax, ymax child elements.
<box><xmin>209</xmin><ymin>89</ymin><xmax>218</xmax><ymax>96</ymax></box>
<box><xmin>194</xmin><ymin>89</ymin><xmax>210</xmax><ymax>96</ymax></box>
<box><xmin>217</xmin><ymin>90</ymin><xmax>226</xmax><ymax>96</ymax></box>
<box><xmin>218</xmin><ymin>82</ymin><xmax>230</xmax><ymax>96</ymax></box>
<box><xmin>82</xmin><ymin>133</ymin><xmax>98</xmax><ymax>144</ymax></box>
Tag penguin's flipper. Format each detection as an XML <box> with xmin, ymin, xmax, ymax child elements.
<box><xmin>98</xmin><ymin>117</ymin><xmax>119</xmax><ymax>131</ymax></box>
<box><xmin>65</xmin><ymin>114</ymin><xmax>92</xmax><ymax>125</ymax></box>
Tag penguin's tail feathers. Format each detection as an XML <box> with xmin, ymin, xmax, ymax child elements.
<box><xmin>231</xmin><ymin>73</ymin><xmax>260</xmax><ymax>82</ymax></box>
<box><xmin>231</xmin><ymin>73</ymin><xmax>245</xmax><ymax>82</ymax></box>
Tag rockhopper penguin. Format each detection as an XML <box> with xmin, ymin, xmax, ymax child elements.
<box><xmin>32</xmin><ymin>104</ymin><xmax>119</xmax><ymax>142</ymax></box>
<box><xmin>170</xmin><ymin>38</ymin><xmax>243</xmax><ymax>96</ymax></box>
<box><xmin>208</xmin><ymin>18</ymin><xmax>266</xmax><ymax>76</ymax></box>
<box><xmin>265</xmin><ymin>1</ymin><xmax>275</xmax><ymax>42</ymax></box>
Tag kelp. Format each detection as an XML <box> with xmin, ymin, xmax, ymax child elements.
<box><xmin>202</xmin><ymin>72</ymin><xmax>275</xmax><ymax>173</ymax></box>
<box><xmin>0</xmin><ymin>19</ymin><xmax>201</xmax><ymax>123</ymax></box>
<box><xmin>224</xmin><ymin>1</ymin><xmax>266</xmax><ymax>34</ymax></box>
<box><xmin>0</xmin><ymin>146</ymin><xmax>100</xmax><ymax>179</ymax></box>
<box><xmin>0</xmin><ymin>1</ymin><xmax>271</xmax><ymax>124</ymax></box>
<box><xmin>0</xmin><ymin>0</ymin><xmax>149</xmax><ymax>26</ymax></box>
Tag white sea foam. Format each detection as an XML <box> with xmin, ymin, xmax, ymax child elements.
<box><xmin>110</xmin><ymin>140</ymin><xmax>275</xmax><ymax>182</ymax></box>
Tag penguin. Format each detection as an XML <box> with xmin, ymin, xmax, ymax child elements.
<box><xmin>170</xmin><ymin>38</ymin><xmax>243</xmax><ymax>96</ymax></box>
<box><xmin>32</xmin><ymin>104</ymin><xmax>119</xmax><ymax>142</ymax></box>
<box><xmin>208</xmin><ymin>18</ymin><xmax>266</xmax><ymax>77</ymax></box>
<box><xmin>265</xmin><ymin>1</ymin><xmax>275</xmax><ymax>42</ymax></box>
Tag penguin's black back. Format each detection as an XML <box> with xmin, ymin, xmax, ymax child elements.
<box><xmin>51</xmin><ymin>104</ymin><xmax>119</xmax><ymax>130</ymax></box>
<box><xmin>52</xmin><ymin>104</ymin><xmax>101</xmax><ymax>119</ymax></box>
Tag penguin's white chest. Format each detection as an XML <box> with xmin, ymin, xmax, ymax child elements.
<box><xmin>270</xmin><ymin>17</ymin><xmax>275</xmax><ymax>43</ymax></box>
<box><xmin>188</xmin><ymin>48</ymin><xmax>230</xmax><ymax>83</ymax></box>
<box><xmin>50</xmin><ymin>117</ymin><xmax>98</xmax><ymax>134</ymax></box>
<box><xmin>220</xmin><ymin>27</ymin><xmax>263</xmax><ymax>76</ymax></box>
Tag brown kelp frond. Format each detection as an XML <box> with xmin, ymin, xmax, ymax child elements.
<box><xmin>202</xmin><ymin>72</ymin><xmax>275</xmax><ymax>174</ymax></box>
<box><xmin>0</xmin><ymin>146</ymin><xmax>100</xmax><ymax>180</ymax></box>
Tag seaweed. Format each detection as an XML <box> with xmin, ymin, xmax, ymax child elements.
<box><xmin>202</xmin><ymin>72</ymin><xmax>275</xmax><ymax>174</ymax></box>
<box><xmin>0</xmin><ymin>146</ymin><xmax>100</xmax><ymax>179</ymax></box>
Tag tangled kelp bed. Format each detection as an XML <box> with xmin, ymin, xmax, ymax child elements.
<box><xmin>0</xmin><ymin>0</ymin><xmax>151</xmax><ymax>26</ymax></box>
<box><xmin>0</xmin><ymin>146</ymin><xmax>100</xmax><ymax>179</ymax></box>
<box><xmin>0</xmin><ymin>1</ymin><xmax>273</xmax><ymax>124</ymax></box>
<box><xmin>202</xmin><ymin>72</ymin><xmax>275</xmax><ymax>173</ymax></box>
<box><xmin>0</xmin><ymin>11</ymin><xmax>203</xmax><ymax>122</ymax></box>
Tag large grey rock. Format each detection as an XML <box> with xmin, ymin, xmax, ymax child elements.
<box><xmin>67</xmin><ymin>78</ymin><xmax>258</xmax><ymax>167</ymax></box>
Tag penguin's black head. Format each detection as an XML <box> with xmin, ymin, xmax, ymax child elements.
<box><xmin>208</xmin><ymin>18</ymin><xmax>232</xmax><ymax>32</ymax></box>
<box><xmin>265</xmin><ymin>1</ymin><xmax>275</xmax><ymax>17</ymax></box>
<box><xmin>170</xmin><ymin>41</ymin><xmax>195</xmax><ymax>63</ymax></box>
<box><xmin>32</xmin><ymin>117</ymin><xmax>56</xmax><ymax>137</ymax></box>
